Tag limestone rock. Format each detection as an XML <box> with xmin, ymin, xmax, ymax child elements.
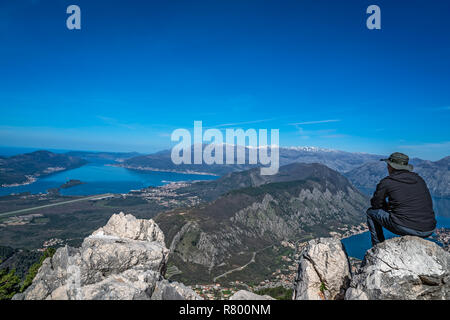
<box><xmin>92</xmin><ymin>212</ymin><xmax>165</xmax><ymax>244</ymax></box>
<box><xmin>345</xmin><ymin>236</ymin><xmax>450</xmax><ymax>300</ymax></box>
<box><xmin>293</xmin><ymin>237</ymin><xmax>351</xmax><ymax>300</ymax></box>
<box><xmin>228</xmin><ymin>290</ymin><xmax>275</xmax><ymax>300</ymax></box>
<box><xmin>15</xmin><ymin>213</ymin><xmax>201</xmax><ymax>300</ymax></box>
<box><xmin>151</xmin><ymin>279</ymin><xmax>203</xmax><ymax>300</ymax></box>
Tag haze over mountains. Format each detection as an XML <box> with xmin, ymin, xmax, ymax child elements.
<box><xmin>119</xmin><ymin>146</ymin><xmax>383</xmax><ymax>175</ymax></box>
<box><xmin>345</xmin><ymin>156</ymin><xmax>450</xmax><ymax>197</ymax></box>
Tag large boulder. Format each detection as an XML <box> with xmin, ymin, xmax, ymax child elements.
<box><xmin>345</xmin><ymin>236</ymin><xmax>450</xmax><ymax>300</ymax></box>
<box><xmin>93</xmin><ymin>212</ymin><xmax>165</xmax><ymax>243</ymax></box>
<box><xmin>292</xmin><ymin>237</ymin><xmax>351</xmax><ymax>300</ymax></box>
<box><xmin>14</xmin><ymin>213</ymin><xmax>202</xmax><ymax>300</ymax></box>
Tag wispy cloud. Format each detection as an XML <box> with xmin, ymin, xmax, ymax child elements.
<box><xmin>398</xmin><ymin>141</ymin><xmax>450</xmax><ymax>150</ymax></box>
<box><xmin>205</xmin><ymin>118</ymin><xmax>276</xmax><ymax>129</ymax></box>
<box><xmin>321</xmin><ymin>134</ymin><xmax>349</xmax><ymax>139</ymax></box>
<box><xmin>289</xmin><ymin>119</ymin><xmax>340</xmax><ymax>126</ymax></box>
<box><xmin>429</xmin><ymin>105</ymin><xmax>450</xmax><ymax>111</ymax></box>
<box><xmin>288</xmin><ymin>119</ymin><xmax>343</xmax><ymax>139</ymax></box>
<box><xmin>96</xmin><ymin>115</ymin><xmax>137</xmax><ymax>130</ymax></box>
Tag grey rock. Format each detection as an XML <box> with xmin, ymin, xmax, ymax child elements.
<box><xmin>16</xmin><ymin>213</ymin><xmax>200</xmax><ymax>300</ymax></box>
<box><xmin>73</xmin><ymin>269</ymin><xmax>161</xmax><ymax>300</ymax></box>
<box><xmin>151</xmin><ymin>279</ymin><xmax>203</xmax><ymax>300</ymax></box>
<box><xmin>345</xmin><ymin>236</ymin><xmax>450</xmax><ymax>300</ymax></box>
<box><xmin>293</xmin><ymin>237</ymin><xmax>351</xmax><ymax>300</ymax></box>
<box><xmin>228</xmin><ymin>290</ymin><xmax>275</xmax><ymax>300</ymax></box>
<box><xmin>92</xmin><ymin>212</ymin><xmax>165</xmax><ymax>244</ymax></box>
<box><xmin>11</xmin><ymin>292</ymin><xmax>25</xmax><ymax>300</ymax></box>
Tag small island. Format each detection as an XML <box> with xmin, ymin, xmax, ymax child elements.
<box><xmin>60</xmin><ymin>179</ymin><xmax>85</xmax><ymax>189</ymax></box>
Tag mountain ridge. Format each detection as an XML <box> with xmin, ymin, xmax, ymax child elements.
<box><xmin>0</xmin><ymin>151</ymin><xmax>87</xmax><ymax>187</ymax></box>
<box><xmin>119</xmin><ymin>145</ymin><xmax>384</xmax><ymax>175</ymax></box>
<box><xmin>154</xmin><ymin>162</ymin><xmax>369</xmax><ymax>284</ymax></box>
<box><xmin>345</xmin><ymin>156</ymin><xmax>450</xmax><ymax>198</ymax></box>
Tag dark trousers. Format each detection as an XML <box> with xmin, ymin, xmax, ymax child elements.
<box><xmin>366</xmin><ymin>208</ymin><xmax>434</xmax><ymax>246</ymax></box>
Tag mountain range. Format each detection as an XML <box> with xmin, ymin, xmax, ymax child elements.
<box><xmin>118</xmin><ymin>146</ymin><xmax>383</xmax><ymax>175</ymax></box>
<box><xmin>345</xmin><ymin>156</ymin><xmax>450</xmax><ymax>197</ymax></box>
<box><xmin>0</xmin><ymin>147</ymin><xmax>448</xmax><ymax>198</ymax></box>
<box><xmin>120</xmin><ymin>146</ymin><xmax>449</xmax><ymax>198</ymax></box>
<box><xmin>154</xmin><ymin>162</ymin><xmax>369</xmax><ymax>284</ymax></box>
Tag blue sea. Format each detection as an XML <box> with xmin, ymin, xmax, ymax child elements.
<box><xmin>0</xmin><ymin>147</ymin><xmax>217</xmax><ymax>196</ymax></box>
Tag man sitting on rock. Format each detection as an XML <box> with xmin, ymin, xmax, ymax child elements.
<box><xmin>367</xmin><ymin>152</ymin><xmax>436</xmax><ymax>246</ymax></box>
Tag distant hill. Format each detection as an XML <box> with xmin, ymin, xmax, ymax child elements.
<box><xmin>345</xmin><ymin>156</ymin><xmax>450</xmax><ymax>198</ymax></box>
<box><xmin>65</xmin><ymin>151</ymin><xmax>141</xmax><ymax>163</ymax></box>
<box><xmin>154</xmin><ymin>162</ymin><xmax>369</xmax><ymax>284</ymax></box>
<box><xmin>120</xmin><ymin>146</ymin><xmax>252</xmax><ymax>176</ymax></box>
<box><xmin>0</xmin><ymin>151</ymin><xmax>87</xmax><ymax>186</ymax></box>
<box><xmin>119</xmin><ymin>145</ymin><xmax>383</xmax><ymax>175</ymax></box>
<box><xmin>172</xmin><ymin>162</ymin><xmax>360</xmax><ymax>202</ymax></box>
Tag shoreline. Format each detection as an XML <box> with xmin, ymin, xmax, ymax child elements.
<box><xmin>0</xmin><ymin>165</ymin><xmax>82</xmax><ymax>188</ymax></box>
<box><xmin>108</xmin><ymin>163</ymin><xmax>220</xmax><ymax>176</ymax></box>
<box><xmin>1</xmin><ymin>175</ymin><xmax>37</xmax><ymax>188</ymax></box>
<box><xmin>338</xmin><ymin>224</ymin><xmax>369</xmax><ymax>241</ymax></box>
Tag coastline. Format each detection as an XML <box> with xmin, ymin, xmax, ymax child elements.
<box><xmin>0</xmin><ymin>164</ymin><xmax>83</xmax><ymax>188</ymax></box>
<box><xmin>1</xmin><ymin>175</ymin><xmax>37</xmax><ymax>188</ymax></box>
<box><xmin>108</xmin><ymin>163</ymin><xmax>220</xmax><ymax>177</ymax></box>
<box><xmin>333</xmin><ymin>222</ymin><xmax>369</xmax><ymax>241</ymax></box>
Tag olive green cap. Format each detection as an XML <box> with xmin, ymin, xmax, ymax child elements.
<box><xmin>380</xmin><ymin>152</ymin><xmax>413</xmax><ymax>171</ymax></box>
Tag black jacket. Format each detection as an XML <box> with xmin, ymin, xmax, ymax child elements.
<box><xmin>370</xmin><ymin>170</ymin><xmax>436</xmax><ymax>232</ymax></box>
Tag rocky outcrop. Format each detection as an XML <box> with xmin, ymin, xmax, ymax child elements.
<box><xmin>292</xmin><ymin>238</ymin><xmax>351</xmax><ymax>300</ymax></box>
<box><xmin>229</xmin><ymin>290</ymin><xmax>275</xmax><ymax>300</ymax></box>
<box><xmin>345</xmin><ymin>236</ymin><xmax>450</xmax><ymax>300</ymax></box>
<box><xmin>293</xmin><ymin>236</ymin><xmax>449</xmax><ymax>300</ymax></box>
<box><xmin>14</xmin><ymin>213</ymin><xmax>202</xmax><ymax>300</ymax></box>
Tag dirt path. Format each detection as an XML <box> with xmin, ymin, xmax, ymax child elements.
<box><xmin>213</xmin><ymin>245</ymin><xmax>272</xmax><ymax>282</ymax></box>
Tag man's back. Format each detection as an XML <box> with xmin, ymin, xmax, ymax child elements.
<box><xmin>371</xmin><ymin>170</ymin><xmax>436</xmax><ymax>232</ymax></box>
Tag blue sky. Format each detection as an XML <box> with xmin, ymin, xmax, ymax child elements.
<box><xmin>0</xmin><ymin>0</ymin><xmax>449</xmax><ymax>160</ymax></box>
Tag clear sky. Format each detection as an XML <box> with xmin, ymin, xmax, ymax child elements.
<box><xmin>0</xmin><ymin>0</ymin><xmax>449</xmax><ymax>160</ymax></box>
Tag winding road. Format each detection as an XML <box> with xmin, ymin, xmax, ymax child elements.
<box><xmin>213</xmin><ymin>245</ymin><xmax>273</xmax><ymax>282</ymax></box>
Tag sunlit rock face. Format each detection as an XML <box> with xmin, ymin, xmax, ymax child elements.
<box><xmin>345</xmin><ymin>236</ymin><xmax>450</xmax><ymax>300</ymax></box>
<box><xmin>292</xmin><ymin>236</ymin><xmax>449</xmax><ymax>300</ymax></box>
<box><xmin>292</xmin><ymin>238</ymin><xmax>351</xmax><ymax>300</ymax></box>
<box><xmin>14</xmin><ymin>213</ymin><xmax>202</xmax><ymax>300</ymax></box>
